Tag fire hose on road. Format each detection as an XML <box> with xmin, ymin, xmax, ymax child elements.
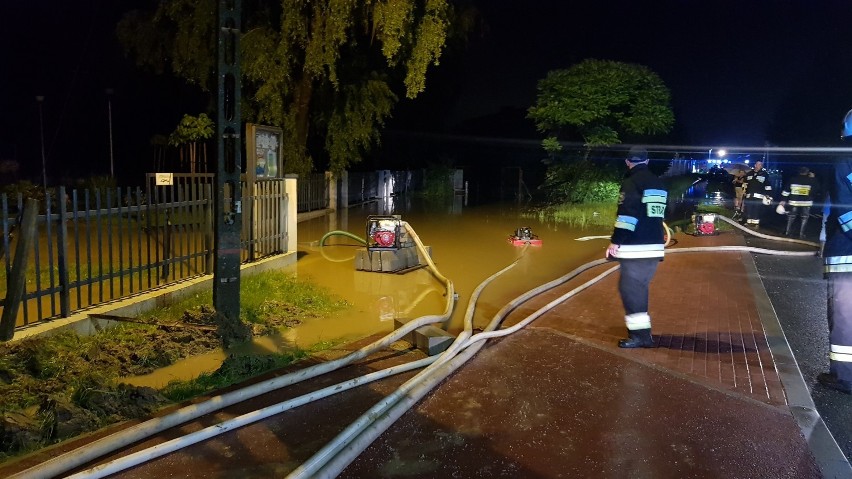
<box><xmin>13</xmin><ymin>219</ymin><xmax>820</xmax><ymax>479</ymax></box>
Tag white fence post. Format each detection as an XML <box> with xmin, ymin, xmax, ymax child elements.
<box><xmin>285</xmin><ymin>174</ymin><xmax>298</xmax><ymax>254</ymax></box>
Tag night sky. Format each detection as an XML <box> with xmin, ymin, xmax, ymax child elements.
<box><xmin>2</xmin><ymin>0</ymin><xmax>852</xmax><ymax>184</ymax></box>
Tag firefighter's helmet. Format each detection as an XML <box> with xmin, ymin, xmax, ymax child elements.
<box><xmin>842</xmin><ymin>108</ymin><xmax>852</xmax><ymax>139</ymax></box>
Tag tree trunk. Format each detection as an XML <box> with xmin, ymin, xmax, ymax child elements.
<box><xmin>202</xmin><ymin>143</ymin><xmax>207</xmax><ymax>172</ymax></box>
<box><xmin>189</xmin><ymin>142</ymin><xmax>197</xmax><ymax>174</ymax></box>
<box><xmin>292</xmin><ymin>73</ymin><xmax>314</xmax><ymax>160</ymax></box>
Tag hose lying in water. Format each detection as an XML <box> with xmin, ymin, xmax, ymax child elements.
<box><xmin>67</xmin><ymin>233</ymin><xmax>525</xmax><ymax>479</ymax></box>
<box><xmin>301</xmin><ymin>261</ymin><xmax>620</xmax><ymax>479</ymax></box>
<box><xmin>24</xmin><ymin>221</ymin><xmax>820</xmax><ymax>479</ymax></box>
<box><xmin>294</xmin><ymin>224</ymin><xmax>821</xmax><ymax>478</ymax></box>
<box><xmin>320</xmin><ymin>230</ymin><xmax>366</xmax><ymax>246</ymax></box>
<box><xmin>11</xmin><ymin>221</ymin><xmax>455</xmax><ymax>479</ymax></box>
<box><xmin>287</xmin><ymin>251</ymin><xmax>529</xmax><ymax>478</ymax></box>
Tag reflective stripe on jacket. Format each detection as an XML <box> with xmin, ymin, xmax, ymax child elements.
<box><xmin>781</xmin><ymin>173</ymin><xmax>818</xmax><ymax>207</ymax></box>
<box><xmin>744</xmin><ymin>168</ymin><xmax>772</xmax><ymax>199</ymax></box>
<box><xmin>824</xmin><ymin>159</ymin><xmax>852</xmax><ymax>275</ymax></box>
<box><xmin>610</xmin><ymin>164</ymin><xmax>667</xmax><ymax>260</ymax></box>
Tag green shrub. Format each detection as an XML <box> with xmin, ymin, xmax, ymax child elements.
<box><xmin>540</xmin><ymin>159</ymin><xmax>622</xmax><ymax>204</ymax></box>
<box><xmin>417</xmin><ymin>165</ymin><xmax>455</xmax><ymax>200</ymax></box>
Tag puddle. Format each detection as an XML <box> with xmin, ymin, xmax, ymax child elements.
<box><xmin>124</xmin><ymin>200</ymin><xmax>612</xmax><ymax>388</ymax></box>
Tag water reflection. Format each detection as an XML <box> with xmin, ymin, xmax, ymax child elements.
<box><xmin>295</xmin><ymin>199</ymin><xmax>608</xmax><ymax>337</ymax></box>
<box><xmin>125</xmin><ymin>198</ymin><xmax>611</xmax><ymax>388</ymax></box>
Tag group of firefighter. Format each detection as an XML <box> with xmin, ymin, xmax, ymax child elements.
<box><xmin>607</xmin><ymin>110</ymin><xmax>852</xmax><ymax>396</ymax></box>
<box><xmin>732</xmin><ymin>158</ymin><xmax>820</xmax><ymax>238</ymax></box>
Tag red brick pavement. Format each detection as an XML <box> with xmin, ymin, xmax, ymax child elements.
<box><xmin>1</xmin><ymin>230</ymin><xmax>824</xmax><ymax>479</ymax></box>
<box><xmin>506</xmin><ymin>230</ymin><xmax>787</xmax><ymax>406</ymax></box>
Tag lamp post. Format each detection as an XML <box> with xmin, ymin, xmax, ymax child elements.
<box><xmin>36</xmin><ymin>96</ymin><xmax>47</xmax><ymax>189</ymax></box>
<box><xmin>708</xmin><ymin>148</ymin><xmax>727</xmax><ymax>164</ymax></box>
<box><xmin>106</xmin><ymin>88</ymin><xmax>114</xmax><ymax>178</ymax></box>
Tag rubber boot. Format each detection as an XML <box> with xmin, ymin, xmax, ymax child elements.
<box><xmin>618</xmin><ymin>328</ymin><xmax>654</xmax><ymax>348</ymax></box>
<box><xmin>799</xmin><ymin>216</ymin><xmax>809</xmax><ymax>239</ymax></box>
<box><xmin>785</xmin><ymin>215</ymin><xmax>795</xmax><ymax>236</ymax></box>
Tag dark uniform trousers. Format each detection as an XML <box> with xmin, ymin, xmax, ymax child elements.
<box><xmin>828</xmin><ymin>272</ymin><xmax>852</xmax><ymax>383</ymax></box>
<box><xmin>743</xmin><ymin>197</ymin><xmax>764</xmax><ymax>226</ymax></box>
<box><xmin>617</xmin><ymin>258</ymin><xmax>659</xmax><ymax>322</ymax></box>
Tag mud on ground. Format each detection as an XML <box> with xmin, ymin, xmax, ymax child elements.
<box><xmin>0</xmin><ymin>301</ymin><xmax>313</xmax><ymax>462</ymax></box>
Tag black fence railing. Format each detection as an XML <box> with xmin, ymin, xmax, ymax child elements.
<box><xmin>297</xmin><ymin>172</ymin><xmax>328</xmax><ymax>213</ymax></box>
<box><xmin>1</xmin><ymin>179</ymin><xmax>288</xmax><ymax>331</ymax></box>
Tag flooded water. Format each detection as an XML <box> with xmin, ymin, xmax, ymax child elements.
<box><xmin>125</xmin><ymin>197</ymin><xmax>612</xmax><ymax>388</ymax></box>
<box><xmin>295</xmin><ymin>199</ymin><xmax>609</xmax><ymax>331</ymax></box>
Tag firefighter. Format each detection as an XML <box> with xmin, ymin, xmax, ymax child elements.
<box><xmin>817</xmin><ymin>109</ymin><xmax>852</xmax><ymax>395</ymax></box>
<box><xmin>779</xmin><ymin>166</ymin><xmax>819</xmax><ymax>238</ymax></box>
<box><xmin>742</xmin><ymin>160</ymin><xmax>772</xmax><ymax>228</ymax></box>
<box><xmin>605</xmin><ymin>146</ymin><xmax>667</xmax><ymax>348</ymax></box>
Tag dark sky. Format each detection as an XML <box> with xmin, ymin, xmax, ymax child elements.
<box><xmin>2</xmin><ymin>1</ymin><xmax>852</xmax><ymax>183</ymax></box>
<box><xmin>439</xmin><ymin>0</ymin><xmax>852</xmax><ymax>147</ymax></box>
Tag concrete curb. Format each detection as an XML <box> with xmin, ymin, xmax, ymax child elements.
<box><xmin>743</xmin><ymin>253</ymin><xmax>852</xmax><ymax>479</ymax></box>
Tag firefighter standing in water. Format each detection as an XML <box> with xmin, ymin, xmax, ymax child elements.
<box><xmin>742</xmin><ymin>160</ymin><xmax>772</xmax><ymax>228</ymax></box>
<box><xmin>779</xmin><ymin>166</ymin><xmax>819</xmax><ymax>238</ymax></box>
<box><xmin>817</xmin><ymin>109</ymin><xmax>852</xmax><ymax>395</ymax></box>
<box><xmin>606</xmin><ymin>146</ymin><xmax>668</xmax><ymax>348</ymax></box>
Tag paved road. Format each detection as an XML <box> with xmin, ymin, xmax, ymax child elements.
<box><xmin>747</xmin><ymin>233</ymin><xmax>852</xmax><ymax>463</ymax></box>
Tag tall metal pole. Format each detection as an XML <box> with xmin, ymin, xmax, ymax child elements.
<box><xmin>213</xmin><ymin>0</ymin><xmax>245</xmax><ymax>344</ymax></box>
<box><xmin>36</xmin><ymin>96</ymin><xmax>47</xmax><ymax>189</ymax></box>
<box><xmin>106</xmin><ymin>88</ymin><xmax>115</xmax><ymax>178</ymax></box>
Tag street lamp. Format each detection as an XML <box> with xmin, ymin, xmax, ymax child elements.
<box><xmin>708</xmin><ymin>148</ymin><xmax>727</xmax><ymax>165</ymax></box>
<box><xmin>106</xmin><ymin>88</ymin><xmax>114</xmax><ymax>178</ymax></box>
<box><xmin>36</xmin><ymin>96</ymin><xmax>47</xmax><ymax>189</ymax></box>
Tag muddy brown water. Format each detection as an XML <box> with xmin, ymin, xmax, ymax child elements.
<box><xmin>125</xmin><ymin>199</ymin><xmax>610</xmax><ymax>388</ymax></box>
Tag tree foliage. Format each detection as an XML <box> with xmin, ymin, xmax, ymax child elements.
<box><xmin>117</xmin><ymin>0</ymin><xmax>469</xmax><ymax>175</ymax></box>
<box><xmin>528</xmin><ymin>59</ymin><xmax>675</xmax><ymax>150</ymax></box>
<box><xmin>539</xmin><ymin>158</ymin><xmax>622</xmax><ymax>205</ymax></box>
<box><xmin>168</xmin><ymin>114</ymin><xmax>215</xmax><ymax>173</ymax></box>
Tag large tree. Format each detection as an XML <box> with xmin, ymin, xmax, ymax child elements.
<box><xmin>527</xmin><ymin>59</ymin><xmax>675</xmax><ymax>150</ymax></box>
<box><xmin>117</xmin><ymin>0</ymin><xmax>471</xmax><ymax>174</ymax></box>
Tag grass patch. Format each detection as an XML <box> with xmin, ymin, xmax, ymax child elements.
<box><xmin>160</xmin><ymin>352</ymin><xmax>308</xmax><ymax>402</ymax></box>
<box><xmin>158</xmin><ymin>327</ymin><xmax>347</xmax><ymax>403</ymax></box>
<box><xmin>141</xmin><ymin>271</ymin><xmax>350</xmax><ymax>332</ymax></box>
<box><xmin>527</xmin><ymin>175</ymin><xmax>703</xmax><ymax>229</ymax></box>
<box><xmin>0</xmin><ymin>270</ymin><xmax>350</xmax><ymax>462</ymax></box>
<box><xmin>524</xmin><ymin>202</ymin><xmax>617</xmax><ymax>228</ymax></box>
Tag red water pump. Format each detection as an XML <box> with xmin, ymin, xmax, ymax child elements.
<box><xmin>366</xmin><ymin>215</ymin><xmax>402</xmax><ymax>250</ymax></box>
<box><xmin>693</xmin><ymin>213</ymin><xmax>717</xmax><ymax>236</ymax></box>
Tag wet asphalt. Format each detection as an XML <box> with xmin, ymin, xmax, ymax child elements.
<box><xmin>744</xmin><ymin>210</ymin><xmax>852</xmax><ymax>464</ymax></box>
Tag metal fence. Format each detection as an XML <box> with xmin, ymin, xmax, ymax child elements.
<box><xmin>0</xmin><ymin>168</ymin><xmax>448</xmax><ymax>332</ymax></box>
<box><xmin>342</xmin><ymin>170</ymin><xmax>428</xmax><ymax>206</ymax></box>
<box><xmin>298</xmin><ymin>172</ymin><xmax>328</xmax><ymax>213</ymax></box>
<box><xmin>1</xmin><ymin>178</ymin><xmax>288</xmax><ymax>331</ymax></box>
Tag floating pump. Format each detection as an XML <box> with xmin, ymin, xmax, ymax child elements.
<box><xmin>508</xmin><ymin>226</ymin><xmax>542</xmax><ymax>246</ymax></box>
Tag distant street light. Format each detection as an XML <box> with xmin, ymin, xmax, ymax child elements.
<box><xmin>106</xmin><ymin>88</ymin><xmax>115</xmax><ymax>178</ymax></box>
<box><xmin>36</xmin><ymin>96</ymin><xmax>47</xmax><ymax>189</ymax></box>
<box><xmin>708</xmin><ymin>148</ymin><xmax>727</xmax><ymax>163</ymax></box>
